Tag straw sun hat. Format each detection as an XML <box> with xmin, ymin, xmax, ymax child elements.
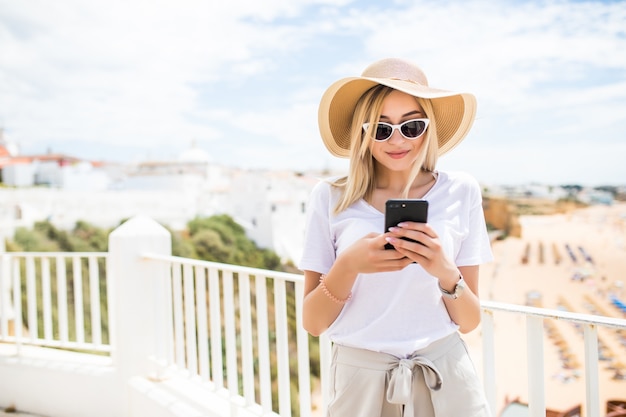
<box><xmin>318</xmin><ymin>58</ymin><xmax>477</xmax><ymax>158</ymax></box>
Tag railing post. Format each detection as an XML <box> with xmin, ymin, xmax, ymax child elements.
<box><xmin>583</xmin><ymin>324</ymin><xmax>600</xmax><ymax>417</ymax></box>
<box><xmin>0</xmin><ymin>254</ymin><xmax>12</xmax><ymax>340</ymax></box>
<box><xmin>481</xmin><ymin>309</ymin><xmax>497</xmax><ymax>417</ymax></box>
<box><xmin>527</xmin><ymin>316</ymin><xmax>545</xmax><ymax>417</ymax></box>
<box><xmin>108</xmin><ymin>216</ymin><xmax>171</xmax><ymax>412</ymax></box>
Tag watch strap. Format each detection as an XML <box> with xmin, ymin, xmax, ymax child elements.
<box><xmin>439</xmin><ymin>275</ymin><xmax>465</xmax><ymax>299</ymax></box>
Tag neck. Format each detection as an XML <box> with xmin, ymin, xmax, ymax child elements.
<box><xmin>375</xmin><ymin>169</ymin><xmax>434</xmax><ymax>195</ymax></box>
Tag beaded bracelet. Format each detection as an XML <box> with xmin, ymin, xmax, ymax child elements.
<box><xmin>319</xmin><ymin>274</ymin><xmax>352</xmax><ymax>304</ymax></box>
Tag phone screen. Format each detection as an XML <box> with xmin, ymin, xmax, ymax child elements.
<box><xmin>384</xmin><ymin>199</ymin><xmax>429</xmax><ymax>249</ymax></box>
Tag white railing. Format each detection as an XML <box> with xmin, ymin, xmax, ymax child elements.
<box><xmin>0</xmin><ymin>216</ymin><xmax>625</xmax><ymax>417</ymax></box>
<box><xmin>480</xmin><ymin>301</ymin><xmax>626</xmax><ymax>417</ymax></box>
<box><xmin>144</xmin><ymin>254</ymin><xmax>315</xmax><ymax>417</ymax></box>
<box><xmin>143</xmin><ymin>253</ymin><xmax>626</xmax><ymax>417</ymax></box>
<box><xmin>0</xmin><ymin>252</ymin><xmax>111</xmax><ymax>355</ymax></box>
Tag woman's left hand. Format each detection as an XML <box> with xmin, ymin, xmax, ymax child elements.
<box><xmin>385</xmin><ymin>222</ymin><xmax>458</xmax><ymax>281</ymax></box>
<box><xmin>386</xmin><ymin>221</ymin><xmax>483</xmax><ymax>333</ymax></box>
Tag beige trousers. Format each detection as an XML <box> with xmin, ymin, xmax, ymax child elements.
<box><xmin>327</xmin><ymin>333</ymin><xmax>491</xmax><ymax>417</ymax></box>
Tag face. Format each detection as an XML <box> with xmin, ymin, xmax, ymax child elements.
<box><xmin>368</xmin><ymin>90</ymin><xmax>427</xmax><ymax>173</ymax></box>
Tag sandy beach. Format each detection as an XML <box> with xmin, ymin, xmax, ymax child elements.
<box><xmin>463</xmin><ymin>202</ymin><xmax>626</xmax><ymax>415</ymax></box>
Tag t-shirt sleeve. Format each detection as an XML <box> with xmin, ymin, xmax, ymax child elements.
<box><xmin>456</xmin><ymin>175</ymin><xmax>494</xmax><ymax>266</ymax></box>
<box><xmin>298</xmin><ymin>180</ymin><xmax>337</xmax><ymax>274</ymax></box>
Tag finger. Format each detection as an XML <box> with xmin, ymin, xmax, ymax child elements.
<box><xmin>378</xmin><ymin>256</ymin><xmax>414</xmax><ymax>271</ymax></box>
<box><xmin>383</xmin><ymin>248</ymin><xmax>410</xmax><ymax>261</ymax></box>
<box><xmin>387</xmin><ymin>237</ymin><xmax>432</xmax><ymax>263</ymax></box>
<box><xmin>384</xmin><ymin>236</ymin><xmax>420</xmax><ymax>252</ymax></box>
<box><xmin>388</xmin><ymin>228</ymin><xmax>429</xmax><ymax>248</ymax></box>
<box><xmin>418</xmin><ymin>222</ymin><xmax>438</xmax><ymax>238</ymax></box>
<box><xmin>397</xmin><ymin>221</ymin><xmax>438</xmax><ymax>238</ymax></box>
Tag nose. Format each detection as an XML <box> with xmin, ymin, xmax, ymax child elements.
<box><xmin>387</xmin><ymin>127</ymin><xmax>405</xmax><ymax>143</ymax></box>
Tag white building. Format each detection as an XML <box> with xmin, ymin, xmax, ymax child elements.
<box><xmin>0</xmin><ymin>140</ymin><xmax>331</xmax><ymax>264</ymax></box>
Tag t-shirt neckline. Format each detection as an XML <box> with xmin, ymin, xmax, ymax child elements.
<box><xmin>360</xmin><ymin>170</ymin><xmax>441</xmax><ymax>215</ymax></box>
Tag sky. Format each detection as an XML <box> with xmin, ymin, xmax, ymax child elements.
<box><xmin>1</xmin><ymin>0</ymin><xmax>625</xmax><ymax>186</ymax></box>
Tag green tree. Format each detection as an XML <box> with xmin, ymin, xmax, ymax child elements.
<box><xmin>71</xmin><ymin>220</ymin><xmax>110</xmax><ymax>251</ymax></box>
<box><xmin>192</xmin><ymin>228</ymin><xmax>232</xmax><ymax>262</ymax></box>
<box><xmin>167</xmin><ymin>228</ymin><xmax>196</xmax><ymax>258</ymax></box>
<box><xmin>34</xmin><ymin>221</ymin><xmax>72</xmax><ymax>251</ymax></box>
<box><xmin>187</xmin><ymin>214</ymin><xmax>283</xmax><ymax>270</ymax></box>
<box><xmin>12</xmin><ymin>223</ymin><xmax>60</xmax><ymax>251</ymax></box>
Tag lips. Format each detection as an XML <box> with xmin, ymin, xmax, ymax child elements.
<box><xmin>387</xmin><ymin>150</ymin><xmax>410</xmax><ymax>159</ymax></box>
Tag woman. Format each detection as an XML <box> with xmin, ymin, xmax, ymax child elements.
<box><xmin>299</xmin><ymin>58</ymin><xmax>493</xmax><ymax>417</ymax></box>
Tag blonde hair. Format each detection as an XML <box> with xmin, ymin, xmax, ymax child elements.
<box><xmin>331</xmin><ymin>85</ymin><xmax>439</xmax><ymax>214</ymax></box>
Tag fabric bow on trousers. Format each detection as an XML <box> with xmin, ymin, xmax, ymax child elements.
<box><xmin>329</xmin><ymin>332</ymin><xmax>491</xmax><ymax>417</ymax></box>
<box><xmin>387</xmin><ymin>356</ymin><xmax>442</xmax><ymax>416</ymax></box>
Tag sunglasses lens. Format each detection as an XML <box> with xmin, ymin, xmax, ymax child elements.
<box><xmin>401</xmin><ymin>120</ymin><xmax>427</xmax><ymax>138</ymax></box>
<box><xmin>375</xmin><ymin>124</ymin><xmax>393</xmax><ymax>140</ymax></box>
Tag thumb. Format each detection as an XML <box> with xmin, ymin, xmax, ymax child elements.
<box><xmin>364</xmin><ymin>232</ymin><xmax>389</xmax><ymax>248</ymax></box>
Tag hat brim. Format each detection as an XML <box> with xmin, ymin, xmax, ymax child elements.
<box><xmin>318</xmin><ymin>76</ymin><xmax>477</xmax><ymax>158</ymax></box>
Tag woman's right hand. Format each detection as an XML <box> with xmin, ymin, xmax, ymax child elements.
<box><xmin>337</xmin><ymin>232</ymin><xmax>413</xmax><ymax>275</ymax></box>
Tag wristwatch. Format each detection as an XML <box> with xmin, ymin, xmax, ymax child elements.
<box><xmin>439</xmin><ymin>275</ymin><xmax>466</xmax><ymax>299</ymax></box>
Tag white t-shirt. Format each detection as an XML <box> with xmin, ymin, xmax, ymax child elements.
<box><xmin>299</xmin><ymin>170</ymin><xmax>493</xmax><ymax>357</ymax></box>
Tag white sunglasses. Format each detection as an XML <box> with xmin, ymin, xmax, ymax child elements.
<box><xmin>362</xmin><ymin>118</ymin><xmax>430</xmax><ymax>141</ymax></box>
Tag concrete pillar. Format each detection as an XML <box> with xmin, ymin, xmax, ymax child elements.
<box><xmin>108</xmin><ymin>215</ymin><xmax>171</xmax><ymax>415</ymax></box>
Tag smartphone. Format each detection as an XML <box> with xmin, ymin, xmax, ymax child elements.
<box><xmin>384</xmin><ymin>199</ymin><xmax>429</xmax><ymax>249</ymax></box>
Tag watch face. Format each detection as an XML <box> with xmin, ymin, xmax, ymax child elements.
<box><xmin>439</xmin><ymin>276</ymin><xmax>465</xmax><ymax>299</ymax></box>
<box><xmin>454</xmin><ymin>278</ymin><xmax>466</xmax><ymax>297</ymax></box>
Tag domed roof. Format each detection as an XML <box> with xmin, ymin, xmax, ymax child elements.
<box><xmin>177</xmin><ymin>141</ymin><xmax>211</xmax><ymax>163</ymax></box>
